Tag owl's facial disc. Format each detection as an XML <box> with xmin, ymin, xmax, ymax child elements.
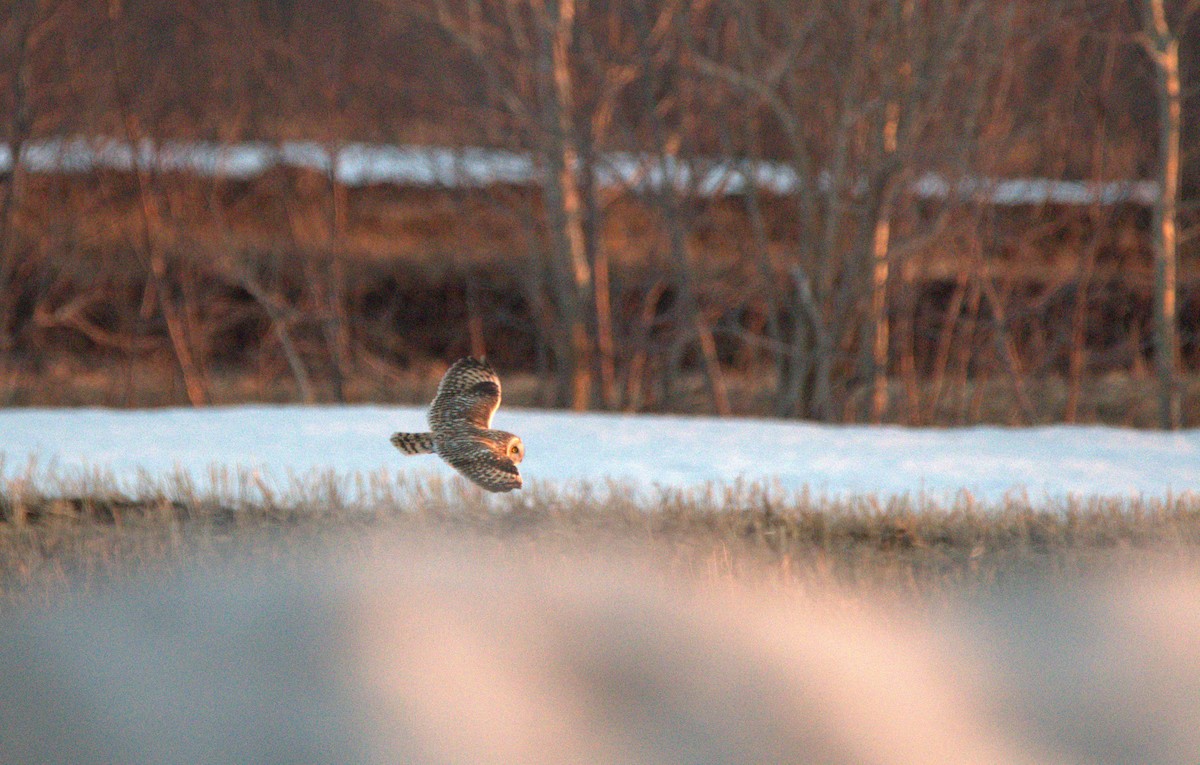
<box><xmin>506</xmin><ymin>437</ymin><xmax>525</xmax><ymax>464</ymax></box>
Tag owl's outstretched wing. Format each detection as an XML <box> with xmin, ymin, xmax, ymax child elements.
<box><xmin>428</xmin><ymin>357</ymin><xmax>502</xmax><ymax>433</ymax></box>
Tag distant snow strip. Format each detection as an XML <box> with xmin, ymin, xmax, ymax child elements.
<box><xmin>1</xmin><ymin>406</ymin><xmax>1196</xmax><ymax>501</ymax></box>
<box><xmin>0</xmin><ymin>137</ymin><xmax>1159</xmax><ymax>206</ymax></box>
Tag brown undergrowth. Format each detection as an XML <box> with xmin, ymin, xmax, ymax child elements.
<box><xmin>3</xmin><ymin>355</ymin><xmax>1199</xmax><ymax>427</ymax></box>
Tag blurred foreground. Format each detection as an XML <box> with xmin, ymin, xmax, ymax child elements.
<box><xmin>1</xmin><ymin>476</ymin><xmax>1199</xmax><ymax>763</ymax></box>
<box><xmin>0</xmin><ymin>537</ymin><xmax>1197</xmax><ymax>765</ymax></box>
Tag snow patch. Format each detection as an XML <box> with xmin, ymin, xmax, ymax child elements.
<box><xmin>1</xmin><ymin>406</ymin><xmax>1196</xmax><ymax>501</ymax></box>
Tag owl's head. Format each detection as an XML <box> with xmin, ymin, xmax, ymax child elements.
<box><xmin>477</xmin><ymin>431</ymin><xmax>524</xmax><ymax>492</ymax></box>
<box><xmin>500</xmin><ymin>434</ymin><xmax>525</xmax><ymax>465</ymax></box>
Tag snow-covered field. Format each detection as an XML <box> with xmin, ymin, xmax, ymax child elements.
<box><xmin>1</xmin><ymin>405</ymin><xmax>1197</xmax><ymax>501</ymax></box>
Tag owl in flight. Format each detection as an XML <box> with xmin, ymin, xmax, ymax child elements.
<box><xmin>391</xmin><ymin>357</ymin><xmax>525</xmax><ymax>492</ymax></box>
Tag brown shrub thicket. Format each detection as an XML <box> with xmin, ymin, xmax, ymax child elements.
<box><xmin>0</xmin><ymin>0</ymin><xmax>1197</xmax><ymax>424</ymax></box>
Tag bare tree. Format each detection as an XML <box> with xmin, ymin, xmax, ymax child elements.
<box><xmin>105</xmin><ymin>0</ymin><xmax>209</xmax><ymax>406</ymax></box>
<box><xmin>689</xmin><ymin>0</ymin><xmax>1009</xmax><ymax>421</ymax></box>
<box><xmin>571</xmin><ymin>7</ymin><xmax>639</xmax><ymax>411</ymax></box>
<box><xmin>393</xmin><ymin>0</ymin><xmax>595</xmax><ymax>409</ymax></box>
<box><xmin>1140</xmin><ymin>0</ymin><xmax>1184</xmax><ymax>429</ymax></box>
<box><xmin>0</xmin><ymin>0</ymin><xmax>39</xmax><ymax>367</ymax></box>
<box><xmin>631</xmin><ymin>3</ymin><xmax>731</xmax><ymax>416</ymax></box>
<box><xmin>532</xmin><ymin>0</ymin><xmax>593</xmax><ymax>409</ymax></box>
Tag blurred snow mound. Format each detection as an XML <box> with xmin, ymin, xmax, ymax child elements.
<box><xmin>1</xmin><ymin>544</ymin><xmax>1196</xmax><ymax>765</ymax></box>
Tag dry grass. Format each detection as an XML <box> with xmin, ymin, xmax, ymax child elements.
<box><xmin>3</xmin><ymin>469</ymin><xmax>1199</xmax><ymax>613</ymax></box>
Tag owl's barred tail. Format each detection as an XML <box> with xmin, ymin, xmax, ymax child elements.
<box><xmin>390</xmin><ymin>432</ymin><xmax>436</xmax><ymax>455</ymax></box>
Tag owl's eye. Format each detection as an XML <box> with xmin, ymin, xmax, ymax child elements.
<box><xmin>508</xmin><ymin>442</ymin><xmax>522</xmax><ymax>458</ymax></box>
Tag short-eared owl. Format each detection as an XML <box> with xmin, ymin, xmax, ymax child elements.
<box><xmin>391</xmin><ymin>357</ymin><xmax>524</xmax><ymax>492</ymax></box>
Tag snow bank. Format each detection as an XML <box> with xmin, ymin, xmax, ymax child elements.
<box><xmin>1</xmin><ymin>405</ymin><xmax>1196</xmax><ymax>500</ymax></box>
<box><xmin>0</xmin><ymin>138</ymin><xmax>1159</xmax><ymax>205</ymax></box>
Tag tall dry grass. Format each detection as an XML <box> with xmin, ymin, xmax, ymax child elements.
<box><xmin>3</xmin><ymin>469</ymin><xmax>1199</xmax><ymax>611</ymax></box>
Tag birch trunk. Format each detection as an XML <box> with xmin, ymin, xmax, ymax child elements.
<box><xmin>536</xmin><ymin>0</ymin><xmax>592</xmax><ymax>410</ymax></box>
<box><xmin>1143</xmin><ymin>0</ymin><xmax>1182</xmax><ymax>429</ymax></box>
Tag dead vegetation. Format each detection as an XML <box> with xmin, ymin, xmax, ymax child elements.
<box><xmin>2</xmin><ymin>1</ymin><xmax>1198</xmax><ymax>424</ymax></box>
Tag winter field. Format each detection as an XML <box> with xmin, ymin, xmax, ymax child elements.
<box><xmin>2</xmin><ymin>404</ymin><xmax>1198</xmax><ymax>501</ymax></box>
<box><xmin>3</xmin><ymin>406</ymin><xmax>1200</xmax><ymax>764</ymax></box>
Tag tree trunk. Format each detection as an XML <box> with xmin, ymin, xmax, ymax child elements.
<box><xmin>741</xmin><ymin>157</ymin><xmax>788</xmax><ymax>417</ymax></box>
<box><xmin>106</xmin><ymin>2</ymin><xmax>208</xmax><ymax>406</ymax></box>
<box><xmin>789</xmin><ymin>266</ymin><xmax>833</xmax><ymax>421</ymax></box>
<box><xmin>1065</xmin><ymin>238</ymin><xmax>1098</xmax><ymax>423</ymax></box>
<box><xmin>580</xmin><ymin>127</ymin><xmax>617</xmax><ymax>410</ymax></box>
<box><xmin>979</xmin><ymin>275</ymin><xmax>1034</xmax><ymax>424</ymax></box>
<box><xmin>323</xmin><ymin>147</ymin><xmax>351</xmax><ymax>403</ymax></box>
<box><xmin>536</xmin><ymin>0</ymin><xmax>591</xmax><ymax>410</ymax></box>
<box><xmin>1143</xmin><ymin>0</ymin><xmax>1182</xmax><ymax>429</ymax></box>
<box><xmin>867</xmin><ymin>27</ymin><xmax>904</xmax><ymax>424</ymax></box>
<box><xmin>0</xmin><ymin>0</ymin><xmax>34</xmax><ymax>361</ymax></box>
<box><xmin>868</xmin><ymin>203</ymin><xmax>892</xmax><ymax>423</ymax></box>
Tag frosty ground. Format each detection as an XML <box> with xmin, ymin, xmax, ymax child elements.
<box><xmin>1</xmin><ymin>404</ymin><xmax>1197</xmax><ymax>501</ymax></box>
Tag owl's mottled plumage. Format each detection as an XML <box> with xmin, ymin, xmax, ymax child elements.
<box><xmin>390</xmin><ymin>357</ymin><xmax>524</xmax><ymax>492</ymax></box>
